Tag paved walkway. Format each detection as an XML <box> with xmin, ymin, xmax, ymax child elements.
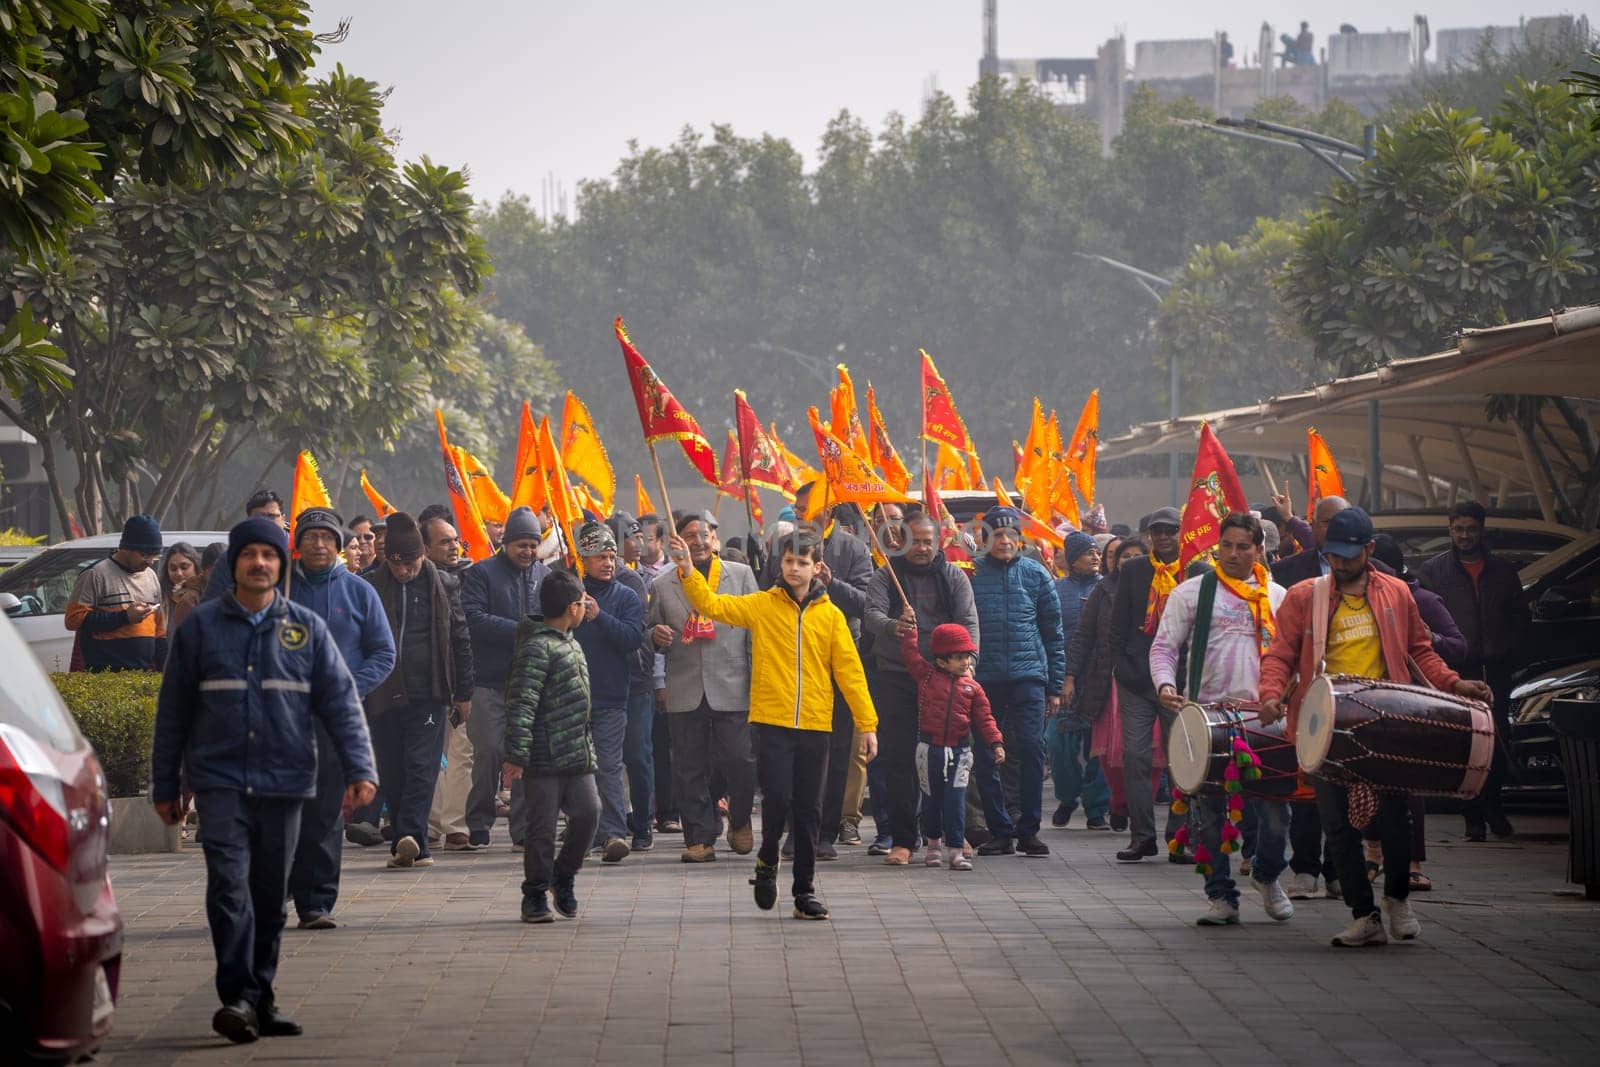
<box><xmin>100</xmin><ymin>812</ymin><xmax>1598</xmax><ymax>1066</ymax></box>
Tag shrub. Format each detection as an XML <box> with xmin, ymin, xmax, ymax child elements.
<box><xmin>50</xmin><ymin>672</ymin><xmax>162</xmax><ymax>797</ymax></box>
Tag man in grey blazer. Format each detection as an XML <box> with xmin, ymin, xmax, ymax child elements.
<box><xmin>647</xmin><ymin>511</ymin><xmax>758</xmax><ymax>863</ymax></box>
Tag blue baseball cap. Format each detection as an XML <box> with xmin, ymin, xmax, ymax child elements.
<box><xmin>1322</xmin><ymin>507</ymin><xmax>1375</xmax><ymax>559</ymax></box>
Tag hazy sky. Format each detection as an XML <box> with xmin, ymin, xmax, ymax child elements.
<box><xmin>308</xmin><ymin>2</ymin><xmax>1570</xmax><ymax>208</ymax></box>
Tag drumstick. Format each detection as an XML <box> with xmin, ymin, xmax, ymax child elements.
<box><xmin>1261</xmin><ymin>462</ymin><xmax>1281</xmax><ymax>500</ymax></box>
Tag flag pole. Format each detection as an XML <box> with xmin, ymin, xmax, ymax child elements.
<box><xmin>648</xmin><ymin>443</ymin><xmax>675</xmax><ymax>524</ymax></box>
<box><xmin>1260</xmin><ymin>460</ymin><xmax>1281</xmax><ymax>500</ymax></box>
<box><xmin>863</xmin><ymin>513</ymin><xmax>909</xmax><ymax>606</ymax></box>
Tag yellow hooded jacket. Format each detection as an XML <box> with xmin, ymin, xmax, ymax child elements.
<box><xmin>680</xmin><ymin>566</ymin><xmax>877</xmax><ymax>734</ymax></box>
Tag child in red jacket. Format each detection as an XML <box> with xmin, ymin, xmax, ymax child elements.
<box><xmin>902</xmin><ymin>624</ymin><xmax>1005</xmax><ymax>870</ymax></box>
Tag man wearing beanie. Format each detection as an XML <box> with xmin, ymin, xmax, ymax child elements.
<box><xmin>573</xmin><ymin>520</ymin><xmax>645</xmax><ymax>862</ymax></box>
<box><xmin>461</xmin><ymin>504</ymin><xmax>550</xmax><ymax>847</ymax></box>
<box><xmin>283</xmin><ymin>506</ymin><xmax>395</xmax><ymax>930</ymax></box>
<box><xmin>66</xmin><ymin>514</ymin><xmax>168</xmax><ymax>671</ymax></box>
<box><xmin>153</xmin><ymin>516</ymin><xmax>377</xmax><ymax>1043</ymax></box>
<box><xmin>1049</xmin><ymin>531</ymin><xmax>1111</xmax><ymax>831</ymax></box>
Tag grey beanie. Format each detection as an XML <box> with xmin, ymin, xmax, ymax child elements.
<box><xmin>503</xmin><ymin>506</ymin><xmax>542</xmax><ymax>545</ymax></box>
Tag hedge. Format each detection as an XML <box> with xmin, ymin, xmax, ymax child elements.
<box><xmin>51</xmin><ymin>671</ymin><xmax>161</xmax><ymax>798</ymax></box>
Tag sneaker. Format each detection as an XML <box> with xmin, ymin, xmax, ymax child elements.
<box><xmin>949</xmin><ymin>850</ymin><xmax>973</xmax><ymax>871</ymax></box>
<box><xmin>601</xmin><ymin>838</ymin><xmax>631</xmax><ymax>863</ymax></box>
<box><xmin>867</xmin><ymin>836</ymin><xmax>892</xmax><ymax>856</ymax></box>
<box><xmin>344</xmin><ymin>821</ymin><xmax>384</xmax><ymax>847</ymax></box>
<box><xmin>468</xmin><ymin>830</ymin><xmax>490</xmax><ymax>848</ymax></box>
<box><xmin>1331</xmin><ymin>912</ymin><xmax>1388</xmax><ymax>947</ymax></box>
<box><xmin>681</xmin><ymin>843</ymin><xmax>717</xmax><ymax>863</ymax></box>
<box><xmin>727</xmin><ymin>823</ymin><xmax>754</xmax><ymax>855</ymax></box>
<box><xmin>793</xmin><ymin>894</ymin><xmax>830</xmax><ymax>921</ymax></box>
<box><xmin>1051</xmin><ymin>803</ymin><xmax>1074</xmax><ymax>828</ymax></box>
<box><xmin>1085</xmin><ymin>816</ymin><xmax>1112</xmax><ymax>832</ymax></box>
<box><xmin>444</xmin><ymin>833</ymin><xmax>474</xmax><ymax>851</ymax></box>
<box><xmin>884</xmin><ymin>846</ymin><xmax>912</xmax><ymax>866</ymax></box>
<box><xmin>1110</xmin><ymin>814</ymin><xmax>1129</xmax><ymax>833</ymax></box>
<box><xmin>1254</xmin><ymin>877</ymin><xmax>1295</xmax><ymax>922</ymax></box>
<box><xmin>1488</xmin><ymin>815</ymin><xmax>1515</xmax><ymax>840</ymax></box>
<box><xmin>656</xmin><ymin>818</ymin><xmax>682</xmax><ymax>833</ymax></box>
<box><xmin>977</xmin><ymin>836</ymin><xmax>1015</xmax><ymax>856</ymax></box>
<box><xmin>1324</xmin><ymin>878</ymin><xmax>1343</xmax><ymax>900</ymax></box>
<box><xmin>387</xmin><ymin>835</ymin><xmax>420</xmax><ymax>868</ymax></box>
<box><xmin>631</xmin><ymin>832</ymin><xmax>655</xmax><ymax>853</ymax></box>
<box><xmin>1380</xmin><ymin>895</ymin><xmax>1421</xmax><ymax>940</ymax></box>
<box><xmin>816</xmin><ymin>841</ymin><xmax>838</xmax><ymax>862</ymax></box>
<box><xmin>750</xmin><ymin>859</ymin><xmax>779</xmax><ymax>911</ymax></box>
<box><xmin>1196</xmin><ymin>898</ymin><xmax>1241</xmax><ymax>926</ymax></box>
<box><xmin>1286</xmin><ymin>872</ymin><xmax>1319</xmax><ymax>899</ymax></box>
<box><xmin>552</xmin><ymin>876</ymin><xmax>578</xmax><ymax>919</ymax></box>
<box><xmin>413</xmin><ymin>856</ymin><xmax>436</xmax><ymax>867</ymax></box>
<box><xmin>1016</xmin><ymin>835</ymin><xmax>1050</xmax><ymax>857</ymax></box>
<box><xmin>1116</xmin><ymin>840</ymin><xmax>1158</xmax><ymax>863</ymax></box>
<box><xmin>925</xmin><ymin>844</ymin><xmax>942</xmax><ymax>867</ymax></box>
<box><xmin>837</xmin><ymin>824</ymin><xmax>863</xmax><ymax>846</ymax></box>
<box><xmin>520</xmin><ymin>893</ymin><xmax>553</xmax><ymax>924</ymax></box>
<box><xmin>296</xmin><ymin>912</ymin><xmax>337</xmax><ymax>930</ymax></box>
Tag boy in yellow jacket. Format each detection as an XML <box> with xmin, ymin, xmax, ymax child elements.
<box><xmin>671</xmin><ymin>527</ymin><xmax>878</xmax><ymax>920</ymax></box>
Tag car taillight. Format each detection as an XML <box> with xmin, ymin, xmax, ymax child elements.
<box><xmin>0</xmin><ymin>723</ymin><xmax>71</xmax><ymax>871</ymax></box>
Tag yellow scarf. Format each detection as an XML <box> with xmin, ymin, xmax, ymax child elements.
<box><xmin>1212</xmin><ymin>559</ymin><xmax>1276</xmax><ymax>653</ymax></box>
<box><xmin>1141</xmin><ymin>556</ymin><xmax>1181</xmax><ymax>634</ymax></box>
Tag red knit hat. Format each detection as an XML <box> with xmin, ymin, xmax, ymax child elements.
<box><xmin>930</xmin><ymin>623</ymin><xmax>977</xmax><ymax>657</ymax></box>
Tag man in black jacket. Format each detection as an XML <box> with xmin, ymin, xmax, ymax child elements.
<box><xmin>461</xmin><ymin>505</ymin><xmax>550</xmax><ymax>847</ymax></box>
<box><xmin>1420</xmin><ymin>501</ymin><xmax>1528</xmax><ymax>840</ymax></box>
<box><xmin>365</xmin><ymin>513</ymin><xmax>474</xmax><ymax>868</ymax></box>
<box><xmin>1270</xmin><ymin>495</ymin><xmax>1349</xmax><ymax>588</ymax></box>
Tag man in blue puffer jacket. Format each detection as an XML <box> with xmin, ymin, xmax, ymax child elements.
<box><xmin>153</xmin><ymin>517</ymin><xmax>377</xmax><ymax>1044</ymax></box>
<box><xmin>968</xmin><ymin>506</ymin><xmax>1066</xmax><ymax>858</ymax></box>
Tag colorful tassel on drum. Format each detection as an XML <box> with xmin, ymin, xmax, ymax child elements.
<box><xmin>1227</xmin><ymin>793</ymin><xmax>1245</xmax><ymax>824</ymax></box>
<box><xmin>1193</xmin><ymin>843</ymin><xmax>1213</xmax><ymax>876</ymax></box>
<box><xmin>1220</xmin><ymin>821</ymin><xmax>1242</xmax><ymax>854</ymax></box>
<box><xmin>1170</xmin><ymin>791</ymin><xmax>1189</xmax><ymax>816</ymax></box>
<box><xmin>1223</xmin><ymin>760</ymin><xmax>1242</xmax><ymax>794</ymax></box>
<box><xmin>1169</xmin><ymin>826</ymin><xmax>1190</xmax><ymax>856</ymax></box>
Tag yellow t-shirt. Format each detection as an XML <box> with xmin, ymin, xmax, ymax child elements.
<box><xmin>1324</xmin><ymin>593</ymin><xmax>1385</xmax><ymax>678</ymax></box>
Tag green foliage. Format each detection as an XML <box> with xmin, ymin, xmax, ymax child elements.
<box><xmin>1564</xmin><ymin>51</ymin><xmax>1600</xmax><ymax>131</ymax></box>
<box><xmin>1282</xmin><ymin>80</ymin><xmax>1600</xmax><ymax>374</ymax></box>
<box><xmin>50</xmin><ymin>669</ymin><xmax>161</xmax><ymax>796</ymax></box>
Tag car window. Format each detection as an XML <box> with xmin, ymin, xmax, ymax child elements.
<box><xmin>1385</xmin><ymin>528</ymin><xmax>1570</xmax><ymax>574</ymax></box>
<box><xmin>0</xmin><ymin>618</ymin><xmax>82</xmax><ymax>752</ymax></box>
<box><xmin>1534</xmin><ymin>555</ymin><xmax>1600</xmax><ymax>622</ymax></box>
<box><xmin>0</xmin><ymin>549</ymin><xmax>104</xmax><ymax>618</ymax></box>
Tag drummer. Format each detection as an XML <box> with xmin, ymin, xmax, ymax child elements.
<box><xmin>1258</xmin><ymin>507</ymin><xmax>1491</xmax><ymax>948</ymax></box>
<box><xmin>1151</xmin><ymin>513</ymin><xmax>1292</xmax><ymax>927</ymax></box>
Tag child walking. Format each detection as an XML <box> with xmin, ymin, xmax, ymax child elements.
<box><xmin>670</xmin><ymin>528</ymin><xmax>877</xmax><ymax>921</ymax></box>
<box><xmin>900</xmin><ymin>622</ymin><xmax>1004</xmax><ymax>870</ymax></box>
<box><xmin>501</xmin><ymin>570</ymin><xmax>601</xmax><ymax>924</ymax></box>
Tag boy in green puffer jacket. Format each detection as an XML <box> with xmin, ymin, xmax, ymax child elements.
<box><xmin>502</xmin><ymin>570</ymin><xmax>599</xmax><ymax>923</ymax></box>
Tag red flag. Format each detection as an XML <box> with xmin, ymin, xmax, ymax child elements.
<box><xmin>615</xmin><ymin>316</ymin><xmax>718</xmax><ymax>486</ymax></box>
<box><xmin>717</xmin><ymin>430</ymin><xmax>764</xmax><ymax>525</ymax></box>
<box><xmin>734</xmin><ymin>390</ymin><xmax>796</xmax><ymax>499</ymax></box>
<box><xmin>1179</xmin><ymin>423</ymin><xmax>1250</xmax><ymax>569</ymax></box>
<box><xmin>922</xmin><ymin>465</ymin><xmax>947</xmax><ymax>526</ymax></box>
<box><xmin>919</xmin><ymin>349</ymin><xmax>976</xmax><ymax>455</ymax></box>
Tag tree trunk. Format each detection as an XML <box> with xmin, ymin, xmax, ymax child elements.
<box><xmin>36</xmin><ymin>433</ymin><xmax>73</xmax><ymax>537</ymax></box>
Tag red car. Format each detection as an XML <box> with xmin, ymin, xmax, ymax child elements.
<box><xmin>0</xmin><ymin>614</ymin><xmax>122</xmax><ymax>1060</ymax></box>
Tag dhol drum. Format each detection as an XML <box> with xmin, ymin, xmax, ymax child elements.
<box><xmin>1169</xmin><ymin>702</ymin><xmax>1312</xmax><ymax>801</ymax></box>
<box><xmin>1295</xmin><ymin>675</ymin><xmax>1494</xmax><ymax>798</ymax></box>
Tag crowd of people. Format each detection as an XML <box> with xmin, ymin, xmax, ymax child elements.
<box><xmin>62</xmin><ymin>481</ymin><xmax>1522</xmax><ymax>1043</ymax></box>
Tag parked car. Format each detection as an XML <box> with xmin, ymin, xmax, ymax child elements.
<box><xmin>0</xmin><ymin>544</ymin><xmax>45</xmax><ymax>573</ymax></box>
<box><xmin>1373</xmin><ymin>511</ymin><xmax>1581</xmax><ymax>576</ymax></box>
<box><xmin>0</xmin><ymin>613</ymin><xmax>122</xmax><ymax>1059</ymax></box>
<box><xmin>0</xmin><ymin>530</ymin><xmax>227</xmax><ymax>671</ymax></box>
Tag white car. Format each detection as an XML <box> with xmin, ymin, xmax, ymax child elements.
<box><xmin>0</xmin><ymin>531</ymin><xmax>227</xmax><ymax>672</ymax></box>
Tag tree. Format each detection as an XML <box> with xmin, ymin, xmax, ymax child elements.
<box><xmin>1</xmin><ymin>68</ymin><xmax>489</xmax><ymax>533</ymax></box>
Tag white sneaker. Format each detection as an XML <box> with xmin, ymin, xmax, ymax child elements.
<box><xmin>924</xmin><ymin>845</ymin><xmax>942</xmax><ymax>867</ymax></box>
<box><xmin>1254</xmin><ymin>877</ymin><xmax>1295</xmax><ymax>922</ymax></box>
<box><xmin>1331</xmin><ymin>913</ymin><xmax>1388</xmax><ymax>947</ymax></box>
<box><xmin>1381</xmin><ymin>896</ymin><xmax>1421</xmax><ymax>940</ymax></box>
<box><xmin>388</xmin><ymin>835</ymin><xmax>420</xmax><ymax>869</ymax></box>
<box><xmin>1195</xmin><ymin>898</ymin><xmax>1241</xmax><ymax>926</ymax></box>
<box><xmin>1286</xmin><ymin>872</ymin><xmax>1319</xmax><ymax>899</ymax></box>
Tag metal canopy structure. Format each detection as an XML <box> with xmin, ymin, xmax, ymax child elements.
<box><xmin>1099</xmin><ymin>306</ymin><xmax>1600</xmax><ymax>520</ymax></box>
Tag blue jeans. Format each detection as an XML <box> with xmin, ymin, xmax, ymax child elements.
<box><xmin>1194</xmin><ymin>796</ymin><xmax>1290</xmax><ymax>905</ymax></box>
<box><xmin>196</xmin><ymin>790</ymin><xmax>302</xmax><ymax>1007</ymax></box>
<box><xmin>288</xmin><ymin>721</ymin><xmax>345</xmax><ymax>920</ymax></box>
<box><xmin>917</xmin><ymin>742</ymin><xmax>971</xmax><ymax>848</ymax></box>
<box><xmin>590</xmin><ymin>706</ymin><xmax>629</xmax><ymax>843</ymax></box>
<box><xmin>973</xmin><ymin>679</ymin><xmax>1046</xmax><ymax>839</ymax></box>
<box><xmin>624</xmin><ymin>687</ymin><xmax>655</xmax><ymax>838</ymax></box>
<box><xmin>1048</xmin><ymin>718</ymin><xmax>1109</xmax><ymax>819</ymax></box>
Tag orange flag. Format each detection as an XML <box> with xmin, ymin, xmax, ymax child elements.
<box><xmin>1307</xmin><ymin>428</ymin><xmax>1346</xmax><ymax>519</ymax></box>
<box><xmin>991</xmin><ymin>476</ymin><xmax>1064</xmax><ymax>547</ymax></box>
<box><xmin>562</xmin><ymin>390</ymin><xmax>616</xmax><ymax>514</ymax></box>
<box><xmin>359</xmin><ymin>469</ymin><xmax>394</xmax><ymax>518</ymax></box>
<box><xmin>1012</xmin><ymin>442</ymin><xmax>1026</xmax><ymax>478</ymax></box>
<box><xmin>537</xmin><ymin>414</ymin><xmax>581</xmax><ymax>564</ymax></box>
<box><xmin>735</xmin><ymin>390</ymin><xmax>796</xmax><ymax>499</ymax></box>
<box><xmin>769</xmin><ymin>421</ymin><xmax>820</xmax><ymax>489</ymax></box>
<box><xmin>1063</xmin><ymin>390</ymin><xmax>1100</xmax><ymax>506</ymax></box>
<box><xmin>864</xmin><ymin>385</ymin><xmax>911</xmax><ymax>493</ymax></box>
<box><xmin>616</xmin><ymin>317</ymin><xmax>719</xmax><ymax>486</ymax></box>
<box><xmin>288</xmin><ymin>450</ymin><xmax>333</xmax><ymax>550</ymax></box>
<box><xmin>1179</xmin><ymin>423</ymin><xmax>1250</xmax><ymax>569</ymax></box>
<box><xmin>807</xmin><ymin>406</ymin><xmax>913</xmax><ymax>508</ymax></box>
<box><xmin>510</xmin><ymin>403</ymin><xmax>548</xmax><ymax>513</ymax></box>
<box><xmin>934</xmin><ymin>442</ymin><xmax>972</xmax><ymax>491</ymax></box>
<box><xmin>434</xmin><ymin>411</ymin><xmax>494</xmax><ymax>562</ymax></box>
<box><xmin>634</xmin><ymin>474</ymin><xmax>657</xmax><ymax>517</ymax></box>
<box><xmin>830</xmin><ymin>365</ymin><xmax>872</xmax><ymax>464</ymax></box>
<box><xmin>919</xmin><ymin>349</ymin><xmax>976</xmax><ymax>455</ymax></box>
<box><xmin>458</xmin><ymin>447</ymin><xmax>511</xmax><ymax>525</ymax></box>
<box><xmin>966</xmin><ymin>450</ymin><xmax>985</xmax><ymax>490</ymax></box>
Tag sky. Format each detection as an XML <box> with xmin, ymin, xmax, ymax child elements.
<box><xmin>307</xmin><ymin>2</ymin><xmax>1576</xmax><ymax>210</ymax></box>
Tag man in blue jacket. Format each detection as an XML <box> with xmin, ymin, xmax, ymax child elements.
<box><xmin>154</xmin><ymin>517</ymin><xmax>377</xmax><ymax>1045</ymax></box>
<box><xmin>283</xmin><ymin>507</ymin><xmax>395</xmax><ymax>929</ymax></box>
<box><xmin>461</xmin><ymin>505</ymin><xmax>550</xmax><ymax>846</ymax></box>
<box><xmin>574</xmin><ymin>521</ymin><xmax>646</xmax><ymax>862</ymax></box>
<box><xmin>969</xmin><ymin>506</ymin><xmax>1066</xmax><ymax>858</ymax></box>
<box><xmin>1050</xmin><ymin>531</ymin><xmax>1111</xmax><ymax>830</ymax></box>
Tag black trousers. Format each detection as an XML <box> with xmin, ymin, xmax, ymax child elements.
<box><xmin>668</xmin><ymin>702</ymin><xmax>755</xmax><ymax>847</ymax></box>
<box><xmin>1462</xmin><ymin>658</ymin><xmax>1514</xmax><ymax>829</ymax></box>
<box><xmin>819</xmin><ymin>686</ymin><xmax>856</xmax><ymax>843</ymax></box>
<box><xmin>196</xmin><ymin>790</ymin><xmax>302</xmax><ymax>1008</ymax></box>
<box><xmin>869</xmin><ymin>669</ymin><xmax>921</xmax><ymax>850</ymax></box>
<box><xmin>755</xmin><ymin>724</ymin><xmax>829</xmax><ymax>897</ymax></box>
<box><xmin>288</xmin><ymin>721</ymin><xmax>345</xmax><ymax>920</ymax></box>
<box><xmin>1288</xmin><ymin>799</ymin><xmax>1339</xmax><ymax>879</ymax></box>
<box><xmin>652</xmin><ymin>699</ymin><xmax>677</xmax><ymax>822</ymax></box>
<box><xmin>1314</xmin><ymin>776</ymin><xmax>1411</xmax><ymax>919</ymax></box>
<box><xmin>372</xmin><ymin>702</ymin><xmax>448</xmax><ymax>859</ymax></box>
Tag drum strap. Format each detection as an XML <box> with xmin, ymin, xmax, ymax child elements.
<box><xmin>1187</xmin><ymin>571</ymin><xmax>1218</xmax><ymax>698</ymax></box>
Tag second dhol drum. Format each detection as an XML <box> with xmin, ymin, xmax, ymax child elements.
<box><xmin>1295</xmin><ymin>674</ymin><xmax>1494</xmax><ymax>797</ymax></box>
<box><xmin>1170</xmin><ymin>702</ymin><xmax>1313</xmax><ymax>801</ymax></box>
